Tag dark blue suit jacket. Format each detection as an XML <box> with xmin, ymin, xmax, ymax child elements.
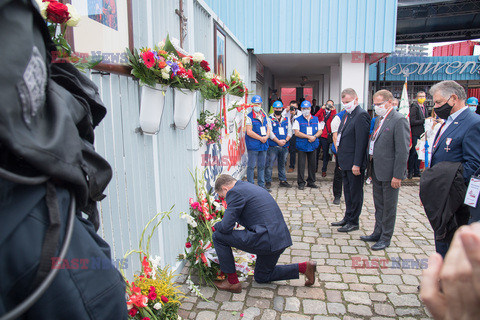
<box><xmin>337</xmin><ymin>106</ymin><xmax>371</xmax><ymax>170</ymax></box>
<box><xmin>431</xmin><ymin>108</ymin><xmax>480</xmax><ymax>182</ymax></box>
<box><xmin>214</xmin><ymin>181</ymin><xmax>292</xmax><ymax>252</ymax></box>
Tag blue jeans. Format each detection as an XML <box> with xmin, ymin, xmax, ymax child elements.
<box><xmin>265</xmin><ymin>146</ymin><xmax>289</xmax><ymax>183</ymax></box>
<box><xmin>247</xmin><ymin>150</ymin><xmax>267</xmax><ymax>187</ymax></box>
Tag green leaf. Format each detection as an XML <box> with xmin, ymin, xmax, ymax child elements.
<box><xmin>164</xmin><ymin>34</ymin><xmax>180</xmax><ymax>58</ymax></box>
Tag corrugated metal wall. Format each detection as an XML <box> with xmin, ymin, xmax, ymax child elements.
<box><xmin>89</xmin><ymin>0</ymin><xmax>250</xmax><ymax>278</ymax></box>
<box><xmin>203</xmin><ymin>0</ymin><xmax>397</xmax><ymax>54</ymax></box>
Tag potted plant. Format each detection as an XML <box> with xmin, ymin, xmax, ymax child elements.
<box><xmin>197</xmin><ymin>111</ymin><xmax>225</xmax><ymax>146</ymax></box>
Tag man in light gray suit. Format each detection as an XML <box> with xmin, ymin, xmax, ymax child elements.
<box><xmin>361</xmin><ymin>90</ymin><xmax>410</xmax><ymax>250</ymax></box>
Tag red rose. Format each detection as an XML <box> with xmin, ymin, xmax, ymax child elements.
<box><xmin>128</xmin><ymin>307</ymin><xmax>138</xmax><ymax>316</ymax></box>
<box><xmin>140</xmin><ymin>51</ymin><xmax>155</xmax><ymax>69</ymax></box>
<box><xmin>161</xmin><ymin>295</ymin><xmax>169</xmax><ymax>303</ymax></box>
<box><xmin>212</xmin><ymin>226</ymin><xmax>216</xmax><ymax>232</ymax></box>
<box><xmin>148</xmin><ymin>291</ymin><xmax>157</xmax><ymax>300</ymax></box>
<box><xmin>200</xmin><ymin>60</ymin><xmax>210</xmax><ymax>72</ymax></box>
<box><xmin>185</xmin><ymin>242</ymin><xmax>192</xmax><ymax>248</ymax></box>
<box><xmin>46</xmin><ymin>1</ymin><xmax>70</xmax><ymax>24</ymax></box>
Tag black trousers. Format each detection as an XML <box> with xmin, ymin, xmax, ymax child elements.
<box><xmin>289</xmin><ymin>136</ymin><xmax>297</xmax><ymax>168</ymax></box>
<box><xmin>212</xmin><ymin>231</ymin><xmax>299</xmax><ymax>283</ymax></box>
<box><xmin>297</xmin><ymin>150</ymin><xmax>316</xmax><ymax>186</ymax></box>
<box><xmin>316</xmin><ymin>137</ymin><xmax>330</xmax><ymax>173</ymax></box>
<box><xmin>408</xmin><ymin>135</ymin><xmax>421</xmax><ymax>175</ymax></box>
<box><xmin>342</xmin><ymin>169</ymin><xmax>365</xmax><ymax>225</ymax></box>
<box><xmin>333</xmin><ymin>157</ymin><xmax>343</xmax><ymax>199</ymax></box>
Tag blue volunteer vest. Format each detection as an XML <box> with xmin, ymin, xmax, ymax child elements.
<box><xmin>296</xmin><ymin>115</ymin><xmax>320</xmax><ymax>152</ymax></box>
<box><xmin>246</xmin><ymin>111</ymin><xmax>269</xmax><ymax>151</ymax></box>
<box><xmin>269</xmin><ymin>115</ymin><xmax>290</xmax><ymax>148</ymax></box>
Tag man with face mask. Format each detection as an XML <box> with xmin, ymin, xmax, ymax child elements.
<box><xmin>361</xmin><ymin>90</ymin><xmax>410</xmax><ymax>250</ymax></box>
<box><xmin>265</xmin><ymin>100</ymin><xmax>292</xmax><ymax>189</ymax></box>
<box><xmin>408</xmin><ymin>91</ymin><xmax>428</xmax><ymax>179</ymax></box>
<box><xmin>315</xmin><ymin>100</ymin><xmax>337</xmax><ymax>177</ymax></box>
<box><xmin>331</xmin><ymin>88</ymin><xmax>371</xmax><ymax>232</ymax></box>
<box><xmin>293</xmin><ymin>100</ymin><xmax>322</xmax><ymax>190</ymax></box>
<box><xmin>467</xmin><ymin>97</ymin><xmax>479</xmax><ymax>115</ymax></box>
<box><xmin>245</xmin><ymin>95</ymin><xmax>272</xmax><ymax>191</ymax></box>
<box><xmin>427</xmin><ymin>81</ymin><xmax>480</xmax><ymax>255</ymax></box>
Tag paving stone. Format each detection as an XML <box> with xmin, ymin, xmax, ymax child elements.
<box><xmin>281</xmin><ymin>314</ymin><xmax>310</xmax><ymax>320</ymax></box>
<box><xmin>215</xmin><ymin>290</ymin><xmax>232</xmax><ymax>302</ymax></box>
<box><xmin>278</xmin><ymin>285</ymin><xmax>294</xmax><ymax>296</ymax></box>
<box><xmin>374</xmin><ymin>303</ymin><xmax>395</xmax><ymax>316</ymax></box>
<box><xmin>260</xmin><ymin>309</ymin><xmax>276</xmax><ymax>320</ymax></box>
<box><xmin>326</xmin><ymin>289</ymin><xmax>343</xmax><ymax>302</ymax></box>
<box><xmin>344</xmin><ymin>291</ymin><xmax>372</xmax><ymax>305</ymax></box>
<box><xmin>196</xmin><ymin>311</ymin><xmax>216</xmax><ymax>320</ymax></box>
<box><xmin>242</xmin><ymin>307</ymin><xmax>261</xmax><ymax>320</ymax></box>
<box><xmin>220</xmin><ymin>301</ymin><xmax>244</xmax><ymax>311</ymax></box>
<box><xmin>347</xmin><ymin>304</ymin><xmax>373</xmax><ymax>317</ymax></box>
<box><xmin>246</xmin><ymin>297</ymin><xmax>270</xmax><ymax>309</ymax></box>
<box><xmin>296</xmin><ymin>287</ymin><xmax>325</xmax><ymax>299</ymax></box>
<box><xmin>284</xmin><ymin>297</ymin><xmax>301</xmax><ymax>312</ymax></box>
<box><xmin>303</xmin><ymin>299</ymin><xmax>327</xmax><ymax>314</ymax></box>
<box><xmin>248</xmin><ymin>288</ymin><xmax>274</xmax><ymax>299</ymax></box>
<box><xmin>273</xmin><ymin>296</ymin><xmax>284</xmax><ymax>311</ymax></box>
<box><xmin>327</xmin><ymin>302</ymin><xmax>346</xmax><ymax>315</ymax></box>
<box><xmin>197</xmin><ymin>301</ymin><xmax>219</xmax><ymax>310</ymax></box>
<box><xmin>216</xmin><ymin>311</ymin><xmax>240</xmax><ymax>320</ymax></box>
<box><xmin>388</xmin><ymin>293</ymin><xmax>421</xmax><ymax>307</ymax></box>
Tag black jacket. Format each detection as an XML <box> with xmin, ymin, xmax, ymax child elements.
<box><xmin>409</xmin><ymin>101</ymin><xmax>426</xmax><ymax>136</ymax></box>
<box><xmin>337</xmin><ymin>106</ymin><xmax>371</xmax><ymax>170</ymax></box>
<box><xmin>420</xmin><ymin>161</ymin><xmax>470</xmax><ymax>242</ymax></box>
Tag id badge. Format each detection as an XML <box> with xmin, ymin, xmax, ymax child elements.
<box><xmin>336</xmin><ymin>133</ymin><xmax>342</xmax><ymax>147</ymax></box>
<box><xmin>465</xmin><ymin>176</ymin><xmax>480</xmax><ymax>207</ymax></box>
<box><xmin>306</xmin><ymin>127</ymin><xmax>313</xmax><ymax>135</ymax></box>
<box><xmin>279</xmin><ymin>127</ymin><xmax>285</xmax><ymax>135</ymax></box>
<box><xmin>369</xmin><ymin>140</ymin><xmax>374</xmax><ymax>155</ymax></box>
<box><xmin>260</xmin><ymin>126</ymin><xmax>266</xmax><ymax>136</ymax></box>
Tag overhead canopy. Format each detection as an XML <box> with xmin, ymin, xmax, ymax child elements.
<box><xmin>396</xmin><ymin>0</ymin><xmax>480</xmax><ymax>44</ymax></box>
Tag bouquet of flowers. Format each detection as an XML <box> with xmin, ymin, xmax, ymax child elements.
<box><xmin>123</xmin><ymin>210</ymin><xmax>184</xmax><ymax>320</ymax></box>
<box><xmin>197</xmin><ymin>111</ymin><xmax>224</xmax><ymax>146</ymax></box>
<box><xmin>227</xmin><ymin>69</ymin><xmax>246</xmax><ymax>98</ymax></box>
<box><xmin>199</xmin><ymin>73</ymin><xmax>229</xmax><ymax>100</ymax></box>
<box><xmin>36</xmin><ymin>0</ymin><xmax>100</xmax><ymax>69</ymax></box>
<box><xmin>180</xmin><ymin>170</ymin><xmax>256</xmax><ymax>287</ymax></box>
<box><xmin>127</xmin><ymin>35</ymin><xmax>211</xmax><ymax>90</ymax></box>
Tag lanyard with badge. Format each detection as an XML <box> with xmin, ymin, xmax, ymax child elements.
<box><xmin>256</xmin><ymin>112</ymin><xmax>266</xmax><ymax>136</ymax></box>
<box><xmin>336</xmin><ymin>114</ymin><xmax>348</xmax><ymax>148</ymax></box>
<box><xmin>465</xmin><ymin>167</ymin><xmax>480</xmax><ymax>208</ymax></box>
<box><xmin>275</xmin><ymin>116</ymin><xmax>285</xmax><ymax>136</ymax></box>
<box><xmin>369</xmin><ymin>108</ymin><xmax>393</xmax><ymax>155</ymax></box>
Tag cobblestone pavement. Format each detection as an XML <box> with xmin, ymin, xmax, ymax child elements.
<box><xmin>176</xmin><ymin>165</ymin><xmax>433</xmax><ymax>319</ymax></box>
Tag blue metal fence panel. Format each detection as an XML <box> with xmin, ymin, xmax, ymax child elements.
<box><xmin>203</xmin><ymin>0</ymin><xmax>397</xmax><ymax>54</ymax></box>
<box><xmin>370</xmin><ymin>55</ymin><xmax>480</xmax><ymax>82</ymax></box>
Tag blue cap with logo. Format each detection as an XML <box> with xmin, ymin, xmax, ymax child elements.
<box><xmin>300</xmin><ymin>100</ymin><xmax>312</xmax><ymax>108</ymax></box>
<box><xmin>272</xmin><ymin>100</ymin><xmax>283</xmax><ymax>108</ymax></box>
<box><xmin>251</xmin><ymin>95</ymin><xmax>262</xmax><ymax>104</ymax></box>
<box><xmin>467</xmin><ymin>97</ymin><xmax>478</xmax><ymax>106</ymax></box>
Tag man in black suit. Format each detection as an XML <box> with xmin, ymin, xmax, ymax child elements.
<box><xmin>408</xmin><ymin>91</ymin><xmax>428</xmax><ymax>178</ymax></box>
<box><xmin>331</xmin><ymin>88</ymin><xmax>371</xmax><ymax>232</ymax></box>
<box><xmin>212</xmin><ymin>174</ymin><xmax>317</xmax><ymax>293</ymax></box>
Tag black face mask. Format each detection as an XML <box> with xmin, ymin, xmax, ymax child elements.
<box><xmin>274</xmin><ymin>110</ymin><xmax>282</xmax><ymax>116</ymax></box>
<box><xmin>435</xmin><ymin>97</ymin><xmax>453</xmax><ymax>120</ymax></box>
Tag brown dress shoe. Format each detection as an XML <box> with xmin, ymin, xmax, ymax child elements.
<box><xmin>213</xmin><ymin>279</ymin><xmax>242</xmax><ymax>293</ymax></box>
<box><xmin>304</xmin><ymin>261</ymin><xmax>317</xmax><ymax>286</ymax></box>
<box><xmin>288</xmin><ymin>168</ymin><xmax>294</xmax><ymax>173</ymax></box>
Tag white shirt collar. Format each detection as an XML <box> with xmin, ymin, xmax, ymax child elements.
<box><xmin>447</xmin><ymin>106</ymin><xmax>468</xmax><ymax>123</ymax></box>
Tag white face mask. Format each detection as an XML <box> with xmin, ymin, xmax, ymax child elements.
<box><xmin>253</xmin><ymin>106</ymin><xmax>261</xmax><ymax>112</ymax></box>
<box><xmin>342</xmin><ymin>99</ymin><xmax>356</xmax><ymax>113</ymax></box>
<box><xmin>374</xmin><ymin>103</ymin><xmax>388</xmax><ymax>117</ymax></box>
<box><xmin>301</xmin><ymin>109</ymin><xmax>310</xmax><ymax>118</ymax></box>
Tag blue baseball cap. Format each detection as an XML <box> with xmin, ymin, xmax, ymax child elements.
<box><xmin>300</xmin><ymin>100</ymin><xmax>312</xmax><ymax>108</ymax></box>
<box><xmin>272</xmin><ymin>101</ymin><xmax>283</xmax><ymax>109</ymax></box>
<box><xmin>251</xmin><ymin>95</ymin><xmax>262</xmax><ymax>104</ymax></box>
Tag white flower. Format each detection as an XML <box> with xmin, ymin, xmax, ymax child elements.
<box><xmin>35</xmin><ymin>0</ymin><xmax>48</xmax><ymax>19</ymax></box>
<box><xmin>205</xmin><ymin>117</ymin><xmax>215</xmax><ymax>125</ymax></box>
<box><xmin>161</xmin><ymin>71</ymin><xmax>170</xmax><ymax>80</ymax></box>
<box><xmin>153</xmin><ymin>302</ymin><xmax>162</xmax><ymax>310</ymax></box>
<box><xmin>205</xmin><ymin>72</ymin><xmax>214</xmax><ymax>79</ymax></box>
<box><xmin>158</xmin><ymin>41</ymin><xmax>165</xmax><ymax>49</ymax></box>
<box><xmin>149</xmin><ymin>256</ymin><xmax>162</xmax><ymax>270</ymax></box>
<box><xmin>181</xmin><ymin>213</ymin><xmax>197</xmax><ymax>228</ymax></box>
<box><xmin>164</xmin><ymin>65</ymin><xmax>171</xmax><ymax>73</ymax></box>
<box><xmin>192</xmin><ymin>52</ymin><xmax>205</xmax><ymax>62</ymax></box>
<box><xmin>66</xmin><ymin>4</ymin><xmax>81</xmax><ymax>27</ymax></box>
<box><xmin>182</xmin><ymin>56</ymin><xmax>191</xmax><ymax>65</ymax></box>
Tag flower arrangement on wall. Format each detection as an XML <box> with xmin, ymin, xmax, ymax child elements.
<box><xmin>127</xmin><ymin>35</ymin><xmax>210</xmax><ymax>90</ymax></box>
<box><xmin>123</xmin><ymin>210</ymin><xmax>184</xmax><ymax>320</ymax></box>
<box><xmin>197</xmin><ymin>111</ymin><xmax>225</xmax><ymax>146</ymax></box>
<box><xmin>199</xmin><ymin>73</ymin><xmax>229</xmax><ymax>101</ymax></box>
<box><xmin>227</xmin><ymin>70</ymin><xmax>246</xmax><ymax>98</ymax></box>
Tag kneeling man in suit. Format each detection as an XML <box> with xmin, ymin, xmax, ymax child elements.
<box><xmin>212</xmin><ymin>174</ymin><xmax>317</xmax><ymax>293</ymax></box>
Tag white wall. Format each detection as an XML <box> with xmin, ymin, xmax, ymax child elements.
<box><xmin>340</xmin><ymin>54</ymin><xmax>367</xmax><ymax>108</ymax></box>
<box><xmin>330</xmin><ymin>65</ymin><xmax>341</xmax><ymax>108</ymax></box>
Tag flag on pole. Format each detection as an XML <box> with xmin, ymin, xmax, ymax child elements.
<box><xmin>398</xmin><ymin>79</ymin><xmax>412</xmax><ymax>148</ymax></box>
<box><xmin>398</xmin><ymin>79</ymin><xmax>409</xmax><ymax>119</ymax></box>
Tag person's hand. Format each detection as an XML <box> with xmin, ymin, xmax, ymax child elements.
<box><xmin>420</xmin><ymin>223</ymin><xmax>480</xmax><ymax>320</ymax></box>
<box><xmin>322</xmin><ymin>104</ymin><xmax>326</xmax><ymax>109</ymax></box>
<box><xmin>308</xmin><ymin>136</ymin><xmax>316</xmax><ymax>143</ymax></box>
<box><xmin>260</xmin><ymin>136</ymin><xmax>268</xmax><ymax>143</ymax></box>
<box><xmin>278</xmin><ymin>139</ymin><xmax>286</xmax><ymax>147</ymax></box>
<box><xmin>391</xmin><ymin>177</ymin><xmax>402</xmax><ymax>189</ymax></box>
<box><xmin>352</xmin><ymin>165</ymin><xmax>360</xmax><ymax>176</ymax></box>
